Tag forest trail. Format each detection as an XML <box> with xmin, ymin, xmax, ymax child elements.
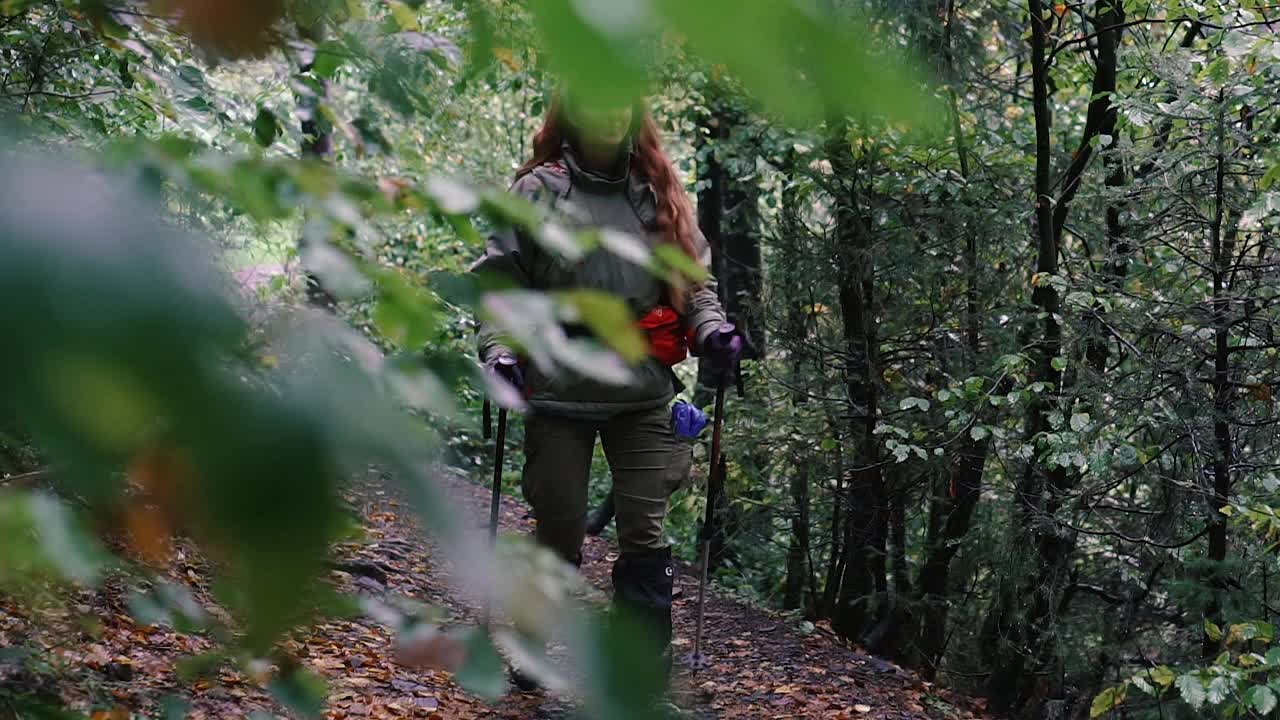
<box><xmin>0</xmin><ymin>470</ymin><xmax>990</xmax><ymax>720</ymax></box>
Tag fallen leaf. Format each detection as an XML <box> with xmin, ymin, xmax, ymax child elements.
<box><xmin>393</xmin><ymin>626</ymin><xmax>466</xmax><ymax>670</ymax></box>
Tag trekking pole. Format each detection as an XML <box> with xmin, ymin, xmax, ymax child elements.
<box><xmin>488</xmin><ymin>405</ymin><xmax>508</xmax><ymax>544</ymax></box>
<box><xmin>683</xmin><ymin>366</ymin><xmax>731</xmax><ymax>671</ymax></box>
<box><xmin>481</xmin><ymin>356</ymin><xmax>515</xmax><ymax>626</ymax></box>
<box><xmin>485</xmin><ymin>355</ymin><xmax>517</xmax><ymax>544</ymax></box>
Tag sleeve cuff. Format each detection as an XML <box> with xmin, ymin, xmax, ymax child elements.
<box><xmin>692</xmin><ymin>319</ymin><xmax>721</xmax><ymax>355</ymax></box>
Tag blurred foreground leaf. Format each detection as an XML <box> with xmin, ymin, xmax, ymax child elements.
<box><xmin>528</xmin><ymin>0</ymin><xmax>936</xmax><ymax>127</ymax></box>
<box><xmin>0</xmin><ymin>150</ymin><xmax>443</xmax><ymax>651</ymax></box>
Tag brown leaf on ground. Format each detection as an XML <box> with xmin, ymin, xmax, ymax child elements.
<box><xmin>0</xmin><ymin>469</ymin><xmax>994</xmax><ymax>720</ymax></box>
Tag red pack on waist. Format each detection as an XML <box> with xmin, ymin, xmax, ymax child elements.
<box><xmin>637</xmin><ymin>305</ymin><xmax>696</xmax><ymax>366</ymax></box>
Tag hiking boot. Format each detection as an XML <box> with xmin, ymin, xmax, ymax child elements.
<box><xmin>610</xmin><ymin>548</ymin><xmax>675</xmax><ymax>679</ymax></box>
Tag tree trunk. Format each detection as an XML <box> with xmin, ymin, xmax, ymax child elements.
<box><xmin>693</xmin><ymin>101</ymin><xmax>726</xmax><ymax>407</ymax></box>
<box><xmin>983</xmin><ymin>0</ymin><xmax>1065</xmax><ymax>711</ymax></box>
<box><xmin>915</xmin><ymin>433</ymin><xmax>987</xmax><ymax>676</ymax></box>
<box><xmin>907</xmin><ymin>0</ymin><xmax>992</xmax><ymax>678</ymax></box>
<box><xmin>784</xmin><ymin>459</ymin><xmax>812</xmax><ymax>611</ymax></box>
<box><xmin>1204</xmin><ymin>93</ymin><xmax>1233</xmax><ymax>659</ymax></box>
<box><xmin>826</xmin><ymin>122</ymin><xmax>886</xmax><ymax>644</ymax></box>
<box><xmin>696</xmin><ymin>91</ymin><xmax>764</xmax><ymax>394</ymax></box>
<box><xmin>822</xmin><ymin>420</ymin><xmax>845</xmax><ymax>618</ymax></box>
<box><xmin>982</xmin><ymin>3</ymin><xmax>1126</xmax><ymax>712</ymax></box>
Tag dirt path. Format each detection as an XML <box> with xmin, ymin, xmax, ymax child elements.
<box><xmin>0</xmin><ymin>470</ymin><xmax>990</xmax><ymax>720</ymax></box>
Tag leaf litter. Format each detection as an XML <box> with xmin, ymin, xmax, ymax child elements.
<box><xmin>0</xmin><ymin>469</ymin><xmax>991</xmax><ymax>719</ymax></box>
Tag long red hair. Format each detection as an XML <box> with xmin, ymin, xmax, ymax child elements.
<box><xmin>517</xmin><ymin>92</ymin><xmax>700</xmax><ymax>305</ymax></box>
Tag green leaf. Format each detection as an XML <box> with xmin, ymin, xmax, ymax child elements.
<box><xmin>177</xmin><ymin>64</ymin><xmax>206</xmax><ymax>91</ymax></box>
<box><xmin>269</xmin><ymin>667</ymin><xmax>328</xmax><ymax>719</ymax></box>
<box><xmin>557</xmin><ymin>289</ymin><xmax>647</xmax><ymax>363</ymax></box>
<box><xmin>158</xmin><ymin>695</ymin><xmax>190</xmax><ymax>720</ymax></box>
<box><xmin>1130</xmin><ymin>675</ymin><xmax>1153</xmax><ymax>696</ymax></box>
<box><xmin>1090</xmin><ymin>684</ymin><xmax>1127</xmax><ymax>718</ymax></box>
<box><xmin>1205</xmin><ymin>619</ymin><xmax>1224</xmax><ymax>641</ymax></box>
<box><xmin>388</xmin><ymin>0</ymin><xmax>420</xmax><ymax>31</ymax></box>
<box><xmin>1206</xmin><ymin>676</ymin><xmax>1231</xmax><ymax>705</ymax></box>
<box><xmin>1251</xmin><ymin>686</ymin><xmax>1277</xmax><ymax>715</ymax></box>
<box><xmin>184</xmin><ymin>96</ymin><xmax>215</xmax><ymax>113</ymax></box>
<box><xmin>1228</xmin><ymin>621</ymin><xmax>1273</xmax><ymax>644</ymax></box>
<box><xmin>1178</xmin><ymin>674</ymin><xmax>1206</xmax><ymax>709</ymax></box>
<box><xmin>453</xmin><ymin>628</ymin><xmax>506</xmax><ymax>701</ymax></box>
<box><xmin>313</xmin><ymin>40</ymin><xmax>346</xmax><ymax>79</ymax></box>
<box><xmin>30</xmin><ymin>493</ymin><xmax>104</xmax><ymax>585</ymax></box>
<box><xmin>597</xmin><ymin>229</ymin><xmax>652</xmax><ymax>267</ymax></box>
<box><xmin>175</xmin><ymin>652</ymin><xmax>226</xmax><ymax>683</ymax></box>
<box><xmin>1070</xmin><ymin>413</ymin><xmax>1090</xmax><ymax>432</ymax></box>
<box><xmin>1260</xmin><ymin>163</ymin><xmax>1280</xmax><ymax>190</ymax></box>
<box><xmin>426</xmin><ymin>175</ymin><xmax>481</xmax><ymax>214</ymax></box>
<box><xmin>527</xmin><ymin>0</ymin><xmax>652</xmax><ymax>111</ymax></box>
<box><xmin>971</xmin><ymin>425</ymin><xmax>990</xmax><ymax>441</ymax></box>
<box><xmin>653</xmin><ymin>244</ymin><xmax>708</xmax><ymax>284</ymax></box>
<box><xmin>578</xmin><ymin>608</ymin><xmax>671</xmax><ymax>719</ymax></box>
<box><xmin>374</xmin><ymin>272</ymin><xmax>439</xmax><ymax>350</ymax></box>
<box><xmin>1204</xmin><ymin>56</ymin><xmax>1230</xmax><ymax>85</ymax></box>
<box><xmin>253</xmin><ymin>106</ymin><xmax>281</xmax><ymax>148</ymax></box>
<box><xmin>1149</xmin><ymin>665</ymin><xmax>1176</xmax><ymax>688</ymax></box>
<box><xmin>353</xmin><ymin>116</ymin><xmax>391</xmax><ymax>155</ymax></box>
<box><xmin>426</xmin><ymin>271</ymin><xmax>479</xmax><ymax>308</ymax></box>
<box><xmin>652</xmin><ymin>0</ymin><xmax>936</xmax><ymax>125</ymax></box>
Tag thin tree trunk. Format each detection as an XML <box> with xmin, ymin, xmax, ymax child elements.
<box><xmin>784</xmin><ymin>460</ymin><xmax>811</xmax><ymax>611</ymax></box>
<box><xmin>982</xmin><ymin>2</ymin><xmax>1126</xmax><ymax>711</ymax></box>
<box><xmin>822</xmin><ymin>420</ymin><xmax>845</xmax><ymax>617</ymax></box>
<box><xmin>827</xmin><ymin>124</ymin><xmax>886</xmax><ymax>644</ymax></box>
<box><xmin>694</xmin><ymin>102</ymin><xmax>726</xmax><ymax>406</ymax></box>
<box><xmin>1204</xmin><ymin>93</ymin><xmax>1233</xmax><ymax>659</ymax></box>
<box><xmin>908</xmin><ymin>0</ymin><xmax>993</xmax><ymax>678</ymax></box>
<box><xmin>696</xmin><ymin>90</ymin><xmax>764</xmax><ymax>394</ymax></box>
<box><xmin>984</xmin><ymin>0</ymin><xmax>1064</xmax><ymax>710</ymax></box>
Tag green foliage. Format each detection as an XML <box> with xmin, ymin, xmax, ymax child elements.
<box><xmin>1097</xmin><ymin>620</ymin><xmax>1280</xmax><ymax>717</ymax></box>
<box><xmin>15</xmin><ymin>0</ymin><xmax>1280</xmax><ymax>716</ymax></box>
<box><xmin>0</xmin><ymin>0</ymin><xmax>939</xmax><ymax>716</ymax></box>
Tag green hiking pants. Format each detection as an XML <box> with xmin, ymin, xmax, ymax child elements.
<box><xmin>520</xmin><ymin>404</ymin><xmax>693</xmax><ymax>563</ymax></box>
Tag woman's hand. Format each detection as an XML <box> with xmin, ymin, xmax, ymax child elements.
<box><xmin>704</xmin><ymin>323</ymin><xmax>744</xmax><ymax>371</ymax></box>
<box><xmin>485</xmin><ymin>353</ymin><xmax>524</xmax><ymax>392</ymax></box>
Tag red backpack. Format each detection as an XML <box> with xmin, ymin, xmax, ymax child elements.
<box><xmin>637</xmin><ymin>304</ymin><xmax>696</xmax><ymax>366</ymax></box>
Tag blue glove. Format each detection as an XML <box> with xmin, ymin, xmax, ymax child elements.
<box><xmin>671</xmin><ymin>400</ymin><xmax>708</xmax><ymax>439</ymax></box>
<box><xmin>704</xmin><ymin>323</ymin><xmax>744</xmax><ymax>370</ymax></box>
<box><xmin>485</xmin><ymin>353</ymin><xmax>524</xmax><ymax>392</ymax></box>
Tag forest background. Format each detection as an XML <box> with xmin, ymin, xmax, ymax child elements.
<box><xmin>5</xmin><ymin>0</ymin><xmax>1280</xmax><ymax>718</ymax></box>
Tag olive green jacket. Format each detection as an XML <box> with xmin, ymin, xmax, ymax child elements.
<box><xmin>472</xmin><ymin>144</ymin><xmax>726</xmax><ymax>419</ymax></box>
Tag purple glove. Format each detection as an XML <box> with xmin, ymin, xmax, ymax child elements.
<box><xmin>671</xmin><ymin>401</ymin><xmax>708</xmax><ymax>439</ymax></box>
<box><xmin>704</xmin><ymin>323</ymin><xmax>744</xmax><ymax>370</ymax></box>
<box><xmin>485</xmin><ymin>353</ymin><xmax>523</xmax><ymax>392</ymax></box>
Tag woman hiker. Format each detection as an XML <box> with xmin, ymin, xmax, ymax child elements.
<box><xmin>470</xmin><ymin>88</ymin><xmax>743</xmax><ymax>686</ymax></box>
